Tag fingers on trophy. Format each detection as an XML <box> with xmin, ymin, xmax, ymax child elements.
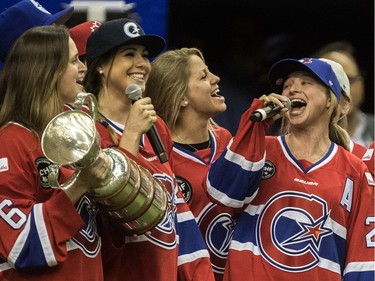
<box><xmin>41</xmin><ymin>93</ymin><xmax>168</xmax><ymax>235</ymax></box>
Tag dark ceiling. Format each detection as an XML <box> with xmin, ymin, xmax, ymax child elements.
<box><xmin>168</xmin><ymin>0</ymin><xmax>374</xmax><ymax>114</ymax></box>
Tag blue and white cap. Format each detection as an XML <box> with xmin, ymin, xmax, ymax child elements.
<box><xmin>268</xmin><ymin>58</ymin><xmax>342</xmax><ymax>101</ymax></box>
<box><xmin>318</xmin><ymin>58</ymin><xmax>350</xmax><ymax>98</ymax></box>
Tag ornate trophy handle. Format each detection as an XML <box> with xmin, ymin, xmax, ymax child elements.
<box><xmin>73</xmin><ymin>92</ymin><xmax>99</xmax><ymax>121</ymax></box>
<box><xmin>48</xmin><ymin>164</ymin><xmax>81</xmax><ymax>190</ymax></box>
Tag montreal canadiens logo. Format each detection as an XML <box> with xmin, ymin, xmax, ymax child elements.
<box><xmin>176</xmin><ymin>176</ymin><xmax>192</xmax><ymax>203</ymax></box>
<box><xmin>262</xmin><ymin>160</ymin><xmax>275</xmax><ymax>179</ymax></box>
<box><xmin>198</xmin><ymin>203</ymin><xmax>235</xmax><ymax>274</ymax></box>
<box><xmin>71</xmin><ymin>196</ymin><xmax>101</xmax><ymax>257</ymax></box>
<box><xmin>256</xmin><ymin>191</ymin><xmax>332</xmax><ymax>272</ymax></box>
<box><xmin>145</xmin><ymin>174</ymin><xmax>177</xmax><ymax>249</ymax></box>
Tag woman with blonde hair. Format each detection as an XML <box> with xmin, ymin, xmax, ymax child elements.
<box><xmin>211</xmin><ymin>58</ymin><xmax>374</xmax><ymax>280</ymax></box>
<box><xmin>146</xmin><ymin>47</ymin><xmax>264</xmax><ymax>280</ymax></box>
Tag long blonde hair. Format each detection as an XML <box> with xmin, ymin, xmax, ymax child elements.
<box><xmin>329</xmin><ymin>91</ymin><xmax>351</xmax><ymax>150</ymax></box>
<box><xmin>0</xmin><ymin>25</ymin><xmax>70</xmax><ymax>137</ymax></box>
<box><xmin>145</xmin><ymin>48</ymin><xmax>202</xmax><ymax>129</ymax></box>
<box><xmin>145</xmin><ymin>47</ymin><xmax>217</xmax><ymax>130</ymax></box>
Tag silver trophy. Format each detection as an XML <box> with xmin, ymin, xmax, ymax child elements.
<box><xmin>41</xmin><ymin>93</ymin><xmax>168</xmax><ymax>235</ymax></box>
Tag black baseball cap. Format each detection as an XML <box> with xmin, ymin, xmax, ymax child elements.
<box><xmin>86</xmin><ymin>18</ymin><xmax>165</xmax><ymax>65</ymax></box>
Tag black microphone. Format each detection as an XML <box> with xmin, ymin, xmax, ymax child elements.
<box><xmin>250</xmin><ymin>98</ymin><xmax>291</xmax><ymax>122</ymax></box>
<box><xmin>125</xmin><ymin>84</ymin><xmax>169</xmax><ymax>163</ymax></box>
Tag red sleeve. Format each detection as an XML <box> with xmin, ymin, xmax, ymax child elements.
<box><xmin>343</xmin><ymin>163</ymin><xmax>375</xmax><ymax>279</ymax></box>
<box><xmin>362</xmin><ymin>141</ymin><xmax>375</xmax><ymax>177</ymax></box>
<box><xmin>0</xmin><ymin>125</ymin><xmax>86</xmax><ymax>271</ymax></box>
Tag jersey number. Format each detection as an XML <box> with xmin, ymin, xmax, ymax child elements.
<box><xmin>366</xmin><ymin>216</ymin><xmax>375</xmax><ymax>247</ymax></box>
<box><xmin>0</xmin><ymin>199</ymin><xmax>27</xmax><ymax>229</ymax></box>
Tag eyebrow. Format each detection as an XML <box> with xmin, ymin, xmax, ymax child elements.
<box><xmin>118</xmin><ymin>45</ymin><xmax>147</xmax><ymax>52</ymax></box>
<box><xmin>287</xmin><ymin>71</ymin><xmax>315</xmax><ymax>79</ymax></box>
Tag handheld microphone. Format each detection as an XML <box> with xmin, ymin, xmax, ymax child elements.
<box><xmin>125</xmin><ymin>84</ymin><xmax>169</xmax><ymax>163</ymax></box>
<box><xmin>250</xmin><ymin>98</ymin><xmax>291</xmax><ymax>122</ymax></box>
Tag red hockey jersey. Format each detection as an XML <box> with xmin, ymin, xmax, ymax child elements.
<box><xmin>172</xmin><ymin>126</ymin><xmax>234</xmax><ymax>280</ymax></box>
<box><xmin>222</xmin><ymin>134</ymin><xmax>375</xmax><ymax>280</ymax></box>
<box><xmin>362</xmin><ymin>142</ymin><xmax>374</xmax><ymax>177</ymax></box>
<box><xmin>96</xmin><ymin>115</ymin><xmax>214</xmax><ymax>281</ymax></box>
<box><xmin>0</xmin><ymin>123</ymin><xmax>103</xmax><ymax>281</ymax></box>
<box><xmin>349</xmin><ymin>139</ymin><xmax>367</xmax><ymax>159</ymax></box>
<box><xmin>174</xmin><ymin>100</ymin><xmax>273</xmax><ymax>281</ymax></box>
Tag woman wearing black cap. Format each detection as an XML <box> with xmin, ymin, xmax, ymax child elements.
<box><xmin>83</xmin><ymin>18</ymin><xmax>215</xmax><ymax>281</ymax></box>
<box><xmin>208</xmin><ymin>58</ymin><xmax>374</xmax><ymax>280</ymax></box>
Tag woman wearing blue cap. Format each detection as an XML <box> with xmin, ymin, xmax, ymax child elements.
<box><xmin>83</xmin><ymin>18</ymin><xmax>215</xmax><ymax>281</ymax></box>
<box><xmin>207</xmin><ymin>58</ymin><xmax>374</xmax><ymax>280</ymax></box>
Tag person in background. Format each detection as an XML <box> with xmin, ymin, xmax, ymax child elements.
<box><xmin>69</xmin><ymin>20</ymin><xmax>102</xmax><ymax>63</ymax></box>
<box><xmin>0</xmin><ymin>25</ymin><xmax>110</xmax><ymax>281</ymax></box>
<box><xmin>319</xmin><ymin>58</ymin><xmax>367</xmax><ymax>158</ymax></box>
<box><xmin>69</xmin><ymin>20</ymin><xmax>102</xmax><ymax>91</ymax></box>
<box><xmin>207</xmin><ymin>58</ymin><xmax>374</xmax><ymax>280</ymax></box>
<box><xmin>313</xmin><ymin>41</ymin><xmax>374</xmax><ymax>147</ymax></box>
<box><xmin>0</xmin><ymin>0</ymin><xmax>73</xmax><ymax>64</ymax></box>
<box><xmin>0</xmin><ymin>0</ymin><xmax>84</xmax><ymax>106</ymax></box>
<box><xmin>83</xmin><ymin>18</ymin><xmax>215</xmax><ymax>281</ymax></box>
<box><xmin>145</xmin><ymin>47</ymin><xmax>263</xmax><ymax>280</ymax></box>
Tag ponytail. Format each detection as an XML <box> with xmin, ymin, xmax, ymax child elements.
<box><xmin>328</xmin><ymin>91</ymin><xmax>351</xmax><ymax>151</ymax></box>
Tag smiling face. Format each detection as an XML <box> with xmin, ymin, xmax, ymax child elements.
<box><xmin>100</xmin><ymin>44</ymin><xmax>151</xmax><ymax>96</ymax></box>
<box><xmin>282</xmin><ymin>71</ymin><xmax>332</xmax><ymax>128</ymax></box>
<box><xmin>185</xmin><ymin>54</ymin><xmax>226</xmax><ymax>118</ymax></box>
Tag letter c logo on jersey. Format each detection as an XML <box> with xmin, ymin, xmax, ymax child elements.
<box><xmin>145</xmin><ymin>174</ymin><xmax>177</xmax><ymax>249</ymax></box>
<box><xmin>71</xmin><ymin>196</ymin><xmax>101</xmax><ymax>257</ymax></box>
<box><xmin>198</xmin><ymin>203</ymin><xmax>235</xmax><ymax>274</ymax></box>
<box><xmin>256</xmin><ymin>191</ymin><xmax>332</xmax><ymax>272</ymax></box>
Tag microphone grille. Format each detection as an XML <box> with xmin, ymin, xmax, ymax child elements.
<box><xmin>125</xmin><ymin>84</ymin><xmax>142</xmax><ymax>101</ymax></box>
<box><xmin>283</xmin><ymin>98</ymin><xmax>291</xmax><ymax>110</ymax></box>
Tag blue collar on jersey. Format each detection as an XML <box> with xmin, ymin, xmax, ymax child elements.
<box><xmin>279</xmin><ymin>135</ymin><xmax>335</xmax><ymax>173</ymax></box>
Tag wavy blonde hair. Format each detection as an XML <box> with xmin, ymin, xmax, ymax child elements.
<box><xmin>145</xmin><ymin>47</ymin><xmax>217</xmax><ymax>131</ymax></box>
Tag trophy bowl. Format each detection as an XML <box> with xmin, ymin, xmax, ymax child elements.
<box><xmin>41</xmin><ymin>110</ymin><xmax>100</xmax><ymax>169</ymax></box>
